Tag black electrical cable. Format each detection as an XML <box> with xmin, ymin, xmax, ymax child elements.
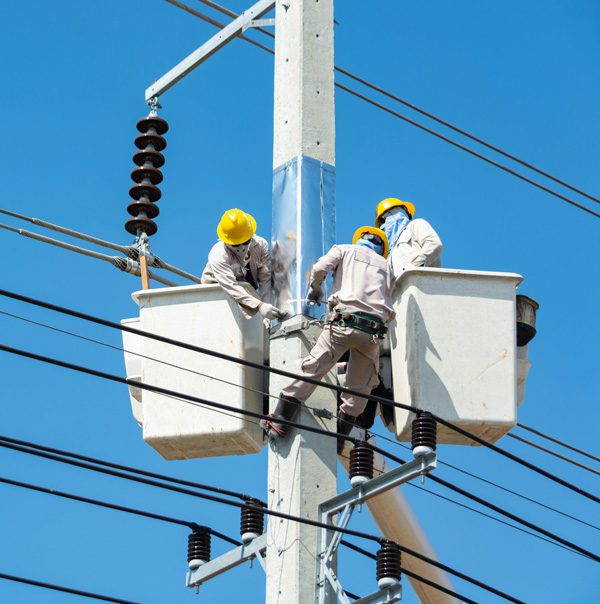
<box><xmin>341</xmin><ymin>539</ymin><xmax>479</xmax><ymax>604</ymax></box>
<box><xmin>0</xmin><ymin>572</ymin><xmax>141</xmax><ymax>604</ymax></box>
<box><xmin>0</xmin><ymin>441</ymin><xmax>523</xmax><ymax>601</ymax></box>
<box><xmin>375</xmin><ymin>434</ymin><xmax>600</xmax><ymax>532</ymax></box>
<box><xmin>0</xmin><ymin>344</ymin><xmax>598</xmax><ymax>572</ymax></box>
<box><xmin>0</xmin><ymin>474</ymin><xmax>238</xmax><ymax>548</ymax></box>
<box><xmin>507</xmin><ymin>433</ymin><xmax>600</xmax><ymax>477</ymax></box>
<box><xmin>6</xmin><ymin>307</ymin><xmax>597</xmax><ymax>539</ymax></box>
<box><xmin>1</xmin><ymin>287</ymin><xmax>597</xmax><ymax>507</ymax></box>
<box><xmin>517</xmin><ymin>422</ymin><xmax>600</xmax><ymax>464</ymax></box>
<box><xmin>171</xmin><ymin>0</ymin><xmax>600</xmax><ymax>218</ymax></box>
<box><xmin>5</xmin><ymin>305</ymin><xmax>598</xmax><ymax>542</ymax></box>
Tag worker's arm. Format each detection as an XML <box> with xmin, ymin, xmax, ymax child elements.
<box><xmin>310</xmin><ymin>245</ymin><xmax>342</xmax><ymax>288</ymax></box>
<box><xmin>256</xmin><ymin>238</ymin><xmax>272</xmax><ymax>303</ymax></box>
<box><xmin>208</xmin><ymin>252</ymin><xmax>262</xmax><ymax>316</ymax></box>
<box><xmin>412</xmin><ymin>219</ymin><xmax>443</xmax><ymax>267</ymax></box>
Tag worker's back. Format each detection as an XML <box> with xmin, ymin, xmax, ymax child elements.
<box><xmin>314</xmin><ymin>244</ymin><xmax>394</xmax><ymax>323</ymax></box>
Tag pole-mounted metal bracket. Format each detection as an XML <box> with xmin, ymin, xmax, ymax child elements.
<box><xmin>242</xmin><ymin>17</ymin><xmax>275</xmax><ymax>31</ymax></box>
<box><xmin>186</xmin><ymin>533</ymin><xmax>267</xmax><ymax>589</ymax></box>
<box><xmin>315</xmin><ymin>452</ymin><xmax>437</xmax><ymax>604</ymax></box>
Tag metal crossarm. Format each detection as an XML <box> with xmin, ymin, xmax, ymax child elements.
<box><xmin>145</xmin><ymin>0</ymin><xmax>275</xmax><ymax>101</ymax></box>
<box><xmin>316</xmin><ymin>452</ymin><xmax>437</xmax><ymax>604</ymax></box>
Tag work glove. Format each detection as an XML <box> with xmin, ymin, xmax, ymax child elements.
<box><xmin>259</xmin><ymin>303</ymin><xmax>287</xmax><ymax>321</ymax></box>
<box><xmin>307</xmin><ymin>285</ymin><xmax>324</xmax><ymax>306</ymax></box>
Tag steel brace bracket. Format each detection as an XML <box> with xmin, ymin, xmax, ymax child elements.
<box><xmin>186</xmin><ymin>533</ymin><xmax>267</xmax><ymax>589</ymax></box>
<box><xmin>315</xmin><ymin>452</ymin><xmax>437</xmax><ymax>604</ymax></box>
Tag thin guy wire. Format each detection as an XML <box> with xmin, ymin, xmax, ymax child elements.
<box><xmin>0</xmin><ymin>572</ymin><xmax>141</xmax><ymax>604</ymax></box>
<box><xmin>0</xmin><ymin>341</ymin><xmax>598</xmax><ymax>566</ymax></box>
<box><xmin>517</xmin><ymin>422</ymin><xmax>600</xmax><ymax>464</ymax></box>
<box><xmin>172</xmin><ymin>0</ymin><xmax>600</xmax><ymax>218</ymax></box>
<box><xmin>2</xmin><ymin>287</ymin><xmax>597</xmax><ymax>507</ymax></box>
<box><xmin>0</xmin><ymin>439</ymin><xmax>521</xmax><ymax>601</ymax></box>
<box><xmin>507</xmin><ymin>433</ymin><xmax>600</xmax><ymax>477</ymax></box>
<box><xmin>6</xmin><ymin>305</ymin><xmax>595</xmax><ymax>537</ymax></box>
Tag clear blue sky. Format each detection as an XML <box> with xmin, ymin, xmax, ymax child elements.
<box><xmin>1</xmin><ymin>1</ymin><xmax>599</xmax><ymax>602</ymax></box>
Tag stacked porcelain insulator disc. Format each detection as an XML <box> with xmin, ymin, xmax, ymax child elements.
<box><xmin>125</xmin><ymin>115</ymin><xmax>169</xmax><ymax>237</ymax></box>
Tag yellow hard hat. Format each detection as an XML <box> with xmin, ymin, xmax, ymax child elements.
<box><xmin>352</xmin><ymin>226</ymin><xmax>389</xmax><ymax>258</ymax></box>
<box><xmin>375</xmin><ymin>198</ymin><xmax>416</xmax><ymax>227</ymax></box>
<box><xmin>217</xmin><ymin>208</ymin><xmax>257</xmax><ymax>245</ymax></box>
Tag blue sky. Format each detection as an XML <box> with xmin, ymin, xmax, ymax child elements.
<box><xmin>0</xmin><ymin>1</ymin><xmax>599</xmax><ymax>602</ymax></box>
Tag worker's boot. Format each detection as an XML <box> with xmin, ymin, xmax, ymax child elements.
<box><xmin>264</xmin><ymin>394</ymin><xmax>301</xmax><ymax>440</ymax></box>
<box><xmin>337</xmin><ymin>411</ymin><xmax>357</xmax><ymax>455</ymax></box>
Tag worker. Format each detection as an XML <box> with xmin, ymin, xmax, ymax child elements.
<box><xmin>264</xmin><ymin>226</ymin><xmax>394</xmax><ymax>451</ymax></box>
<box><xmin>201</xmin><ymin>208</ymin><xmax>286</xmax><ymax>321</ymax></box>
<box><xmin>375</xmin><ymin>198</ymin><xmax>442</xmax><ymax>276</ymax></box>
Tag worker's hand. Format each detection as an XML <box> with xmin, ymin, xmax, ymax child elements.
<box><xmin>259</xmin><ymin>303</ymin><xmax>287</xmax><ymax>321</ymax></box>
<box><xmin>307</xmin><ymin>285</ymin><xmax>323</xmax><ymax>306</ymax></box>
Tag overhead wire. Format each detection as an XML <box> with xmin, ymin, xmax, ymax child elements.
<box><xmin>4</xmin><ymin>306</ymin><xmax>597</xmax><ymax>537</ymax></box>
<box><xmin>0</xmin><ymin>340</ymin><xmax>598</xmax><ymax>565</ymax></box>
<box><xmin>507</xmin><ymin>432</ymin><xmax>600</xmax><ymax>477</ymax></box>
<box><xmin>0</xmin><ymin>572</ymin><xmax>141</xmax><ymax>604</ymax></box>
<box><xmin>2</xmin><ymin>286</ymin><xmax>598</xmax><ymax>507</ymax></box>
<box><xmin>0</xmin><ymin>434</ymin><xmax>523</xmax><ymax>602</ymax></box>
<box><xmin>166</xmin><ymin>0</ymin><xmax>600</xmax><ymax>219</ymax></box>
<box><xmin>517</xmin><ymin>422</ymin><xmax>600</xmax><ymax>464</ymax></box>
<box><xmin>5</xmin><ymin>302</ymin><xmax>598</xmax><ymax>542</ymax></box>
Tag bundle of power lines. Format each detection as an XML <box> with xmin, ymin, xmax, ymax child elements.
<box><xmin>0</xmin><ymin>287</ymin><xmax>598</xmax><ymax>603</ymax></box>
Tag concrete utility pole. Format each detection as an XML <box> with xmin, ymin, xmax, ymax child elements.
<box><xmin>267</xmin><ymin>1</ymin><xmax>336</xmax><ymax>604</ymax></box>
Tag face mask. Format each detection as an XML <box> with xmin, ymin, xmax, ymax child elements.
<box><xmin>381</xmin><ymin>206</ymin><xmax>410</xmax><ymax>247</ymax></box>
<box><xmin>356</xmin><ymin>238</ymin><xmax>384</xmax><ymax>255</ymax></box>
<box><xmin>226</xmin><ymin>240</ymin><xmax>251</xmax><ymax>262</ymax></box>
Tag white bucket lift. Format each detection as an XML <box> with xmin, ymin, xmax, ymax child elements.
<box><xmin>390</xmin><ymin>268</ymin><xmax>524</xmax><ymax>445</ymax></box>
<box><xmin>122</xmin><ymin>284</ymin><xmax>267</xmax><ymax>460</ymax></box>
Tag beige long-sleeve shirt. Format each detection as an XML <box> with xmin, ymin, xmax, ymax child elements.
<box><xmin>389</xmin><ymin>218</ymin><xmax>442</xmax><ymax>277</ymax></box>
<box><xmin>201</xmin><ymin>236</ymin><xmax>272</xmax><ymax>318</ymax></box>
<box><xmin>310</xmin><ymin>244</ymin><xmax>395</xmax><ymax>324</ymax></box>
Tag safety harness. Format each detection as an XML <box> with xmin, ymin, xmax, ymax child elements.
<box><xmin>330</xmin><ymin>311</ymin><xmax>387</xmax><ymax>339</ymax></box>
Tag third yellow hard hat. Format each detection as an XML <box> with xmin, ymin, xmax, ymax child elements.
<box><xmin>375</xmin><ymin>198</ymin><xmax>416</xmax><ymax>227</ymax></box>
<box><xmin>352</xmin><ymin>226</ymin><xmax>389</xmax><ymax>258</ymax></box>
<box><xmin>217</xmin><ymin>208</ymin><xmax>257</xmax><ymax>245</ymax></box>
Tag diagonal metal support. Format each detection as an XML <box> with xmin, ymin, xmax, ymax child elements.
<box><xmin>186</xmin><ymin>533</ymin><xmax>267</xmax><ymax>588</ymax></box>
<box><xmin>316</xmin><ymin>452</ymin><xmax>437</xmax><ymax>604</ymax></box>
<box><xmin>145</xmin><ymin>0</ymin><xmax>275</xmax><ymax>100</ymax></box>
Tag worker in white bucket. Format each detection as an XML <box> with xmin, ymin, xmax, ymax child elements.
<box><xmin>201</xmin><ymin>208</ymin><xmax>287</xmax><ymax>321</ymax></box>
<box><xmin>263</xmin><ymin>226</ymin><xmax>394</xmax><ymax>451</ymax></box>
<box><xmin>375</xmin><ymin>198</ymin><xmax>442</xmax><ymax>276</ymax></box>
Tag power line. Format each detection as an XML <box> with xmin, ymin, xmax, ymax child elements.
<box><xmin>0</xmin><ymin>342</ymin><xmax>598</xmax><ymax>565</ymax></box>
<box><xmin>4</xmin><ymin>306</ymin><xmax>597</xmax><ymax>540</ymax></box>
<box><xmin>0</xmin><ymin>572</ymin><xmax>141</xmax><ymax>604</ymax></box>
<box><xmin>374</xmin><ymin>434</ymin><xmax>600</xmax><ymax>532</ymax></box>
<box><xmin>340</xmin><ymin>540</ymin><xmax>479</xmax><ymax>604</ymax></box>
<box><xmin>0</xmin><ymin>434</ymin><xmax>521</xmax><ymax>601</ymax></box>
<box><xmin>517</xmin><ymin>422</ymin><xmax>600</xmax><ymax>464</ymax></box>
<box><xmin>507</xmin><ymin>433</ymin><xmax>600</xmax><ymax>477</ymax></box>
<box><xmin>168</xmin><ymin>0</ymin><xmax>600</xmax><ymax>219</ymax></box>
<box><xmin>2</xmin><ymin>286</ymin><xmax>598</xmax><ymax>507</ymax></box>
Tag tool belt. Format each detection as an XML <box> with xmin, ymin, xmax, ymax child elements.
<box><xmin>330</xmin><ymin>311</ymin><xmax>387</xmax><ymax>338</ymax></box>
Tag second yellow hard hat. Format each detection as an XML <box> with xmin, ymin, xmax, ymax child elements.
<box><xmin>375</xmin><ymin>198</ymin><xmax>416</xmax><ymax>227</ymax></box>
<box><xmin>352</xmin><ymin>226</ymin><xmax>389</xmax><ymax>258</ymax></box>
<box><xmin>217</xmin><ymin>208</ymin><xmax>257</xmax><ymax>245</ymax></box>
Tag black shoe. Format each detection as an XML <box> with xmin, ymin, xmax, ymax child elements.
<box><xmin>337</xmin><ymin>411</ymin><xmax>357</xmax><ymax>454</ymax></box>
<box><xmin>263</xmin><ymin>395</ymin><xmax>301</xmax><ymax>439</ymax></box>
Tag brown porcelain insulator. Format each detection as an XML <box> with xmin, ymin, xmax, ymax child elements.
<box><xmin>136</xmin><ymin>115</ymin><xmax>169</xmax><ymax>135</ymax></box>
<box><xmin>131</xmin><ymin>166</ymin><xmax>163</xmax><ymax>186</ymax></box>
<box><xmin>125</xmin><ymin>216</ymin><xmax>158</xmax><ymax>237</ymax></box>
<box><xmin>129</xmin><ymin>183</ymin><xmax>161</xmax><ymax>203</ymax></box>
<box><xmin>134</xmin><ymin>133</ymin><xmax>166</xmax><ymax>152</ymax></box>
<box><xmin>127</xmin><ymin>200</ymin><xmax>160</xmax><ymax>219</ymax></box>
<box><xmin>133</xmin><ymin>149</ymin><xmax>165</xmax><ymax>169</ymax></box>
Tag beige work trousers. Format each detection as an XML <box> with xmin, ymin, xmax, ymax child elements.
<box><xmin>281</xmin><ymin>325</ymin><xmax>380</xmax><ymax>416</ymax></box>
